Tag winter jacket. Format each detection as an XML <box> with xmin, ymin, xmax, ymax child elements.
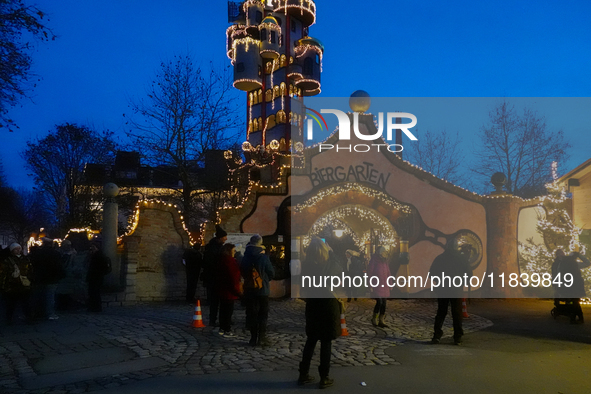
<box><xmin>368</xmin><ymin>254</ymin><xmax>391</xmax><ymax>298</ymax></box>
<box><xmin>202</xmin><ymin>238</ymin><xmax>224</xmax><ymax>287</ymax></box>
<box><xmin>429</xmin><ymin>249</ymin><xmax>472</xmax><ymax>298</ymax></box>
<box><xmin>30</xmin><ymin>246</ymin><xmax>65</xmax><ymax>285</ymax></box>
<box><xmin>217</xmin><ymin>254</ymin><xmax>242</xmax><ymax>300</ymax></box>
<box><xmin>0</xmin><ymin>254</ymin><xmax>31</xmax><ymax>294</ymax></box>
<box><xmin>86</xmin><ymin>250</ymin><xmax>111</xmax><ymax>284</ymax></box>
<box><xmin>240</xmin><ymin>245</ymin><xmax>274</xmax><ymax>296</ymax></box>
<box><xmin>302</xmin><ymin>257</ymin><xmax>341</xmax><ymax>340</ymax></box>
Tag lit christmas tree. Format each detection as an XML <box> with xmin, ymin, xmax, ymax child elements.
<box><xmin>519</xmin><ymin>181</ymin><xmax>590</xmax><ymax>294</ymax></box>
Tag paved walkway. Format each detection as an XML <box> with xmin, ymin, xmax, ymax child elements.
<box><xmin>0</xmin><ymin>298</ymin><xmax>492</xmax><ymax>393</ymax></box>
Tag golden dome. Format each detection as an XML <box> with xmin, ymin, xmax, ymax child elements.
<box><xmin>261</xmin><ymin>16</ymin><xmax>279</xmax><ymax>25</ymax></box>
<box><xmin>349</xmin><ymin>90</ymin><xmax>371</xmax><ymax>113</ymax></box>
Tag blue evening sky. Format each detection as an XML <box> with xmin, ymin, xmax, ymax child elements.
<box><xmin>2</xmin><ymin>0</ymin><xmax>590</xmax><ymax>189</ymax></box>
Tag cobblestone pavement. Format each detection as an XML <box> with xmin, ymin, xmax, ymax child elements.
<box><xmin>0</xmin><ymin>298</ymin><xmax>492</xmax><ymax>393</ymax></box>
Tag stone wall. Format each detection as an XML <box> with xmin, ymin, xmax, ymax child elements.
<box><xmin>106</xmin><ymin>201</ymin><xmax>197</xmax><ymax>306</ymax></box>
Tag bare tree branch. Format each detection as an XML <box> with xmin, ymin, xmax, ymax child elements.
<box><xmin>472</xmin><ymin>100</ymin><xmax>571</xmax><ymax>197</ymax></box>
<box><xmin>126</xmin><ymin>55</ymin><xmax>243</xmax><ymax>225</ymax></box>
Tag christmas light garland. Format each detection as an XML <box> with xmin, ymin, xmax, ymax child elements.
<box><xmin>293</xmin><ymin>182</ymin><xmax>412</xmax><ymax>213</ymax></box>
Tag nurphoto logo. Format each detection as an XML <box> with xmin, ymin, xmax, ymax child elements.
<box><xmin>305</xmin><ymin>109</ymin><xmax>418</xmax><ymax>153</ymax></box>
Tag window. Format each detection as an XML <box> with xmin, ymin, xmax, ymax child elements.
<box><xmin>256</xmin><ymin>11</ymin><xmax>263</xmax><ymax>23</ymax></box>
<box><xmin>280</xmin><ymin>34</ymin><xmax>284</xmax><ymax>47</ymax></box>
<box><xmin>261</xmin><ymin>28</ymin><xmax>267</xmax><ymax>41</ymax></box>
<box><xmin>271</xmin><ymin>31</ymin><xmax>276</xmax><ymax>44</ymax></box>
<box><xmin>316</xmin><ymin>53</ymin><xmax>320</xmax><ymax>64</ymax></box>
<box><xmin>304</xmin><ymin>58</ymin><xmax>313</xmax><ymax>75</ymax></box>
<box><xmin>291</xmin><ymin>19</ymin><xmax>296</xmax><ymax>32</ymax></box>
<box><xmin>237</xmin><ymin>62</ymin><xmax>245</xmax><ymax>73</ymax></box>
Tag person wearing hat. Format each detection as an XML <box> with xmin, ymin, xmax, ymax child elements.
<box><xmin>202</xmin><ymin>225</ymin><xmax>228</xmax><ymax>326</ymax></box>
<box><xmin>0</xmin><ymin>243</ymin><xmax>33</xmax><ymax>324</ymax></box>
<box><xmin>240</xmin><ymin>234</ymin><xmax>274</xmax><ymax>346</ymax></box>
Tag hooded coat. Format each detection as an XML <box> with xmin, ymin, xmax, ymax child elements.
<box><xmin>240</xmin><ymin>245</ymin><xmax>274</xmax><ymax>296</ymax></box>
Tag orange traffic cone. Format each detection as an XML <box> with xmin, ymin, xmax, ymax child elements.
<box><xmin>192</xmin><ymin>299</ymin><xmax>206</xmax><ymax>328</ymax></box>
<box><xmin>462</xmin><ymin>298</ymin><xmax>469</xmax><ymax>318</ymax></box>
<box><xmin>340</xmin><ymin>313</ymin><xmax>349</xmax><ymax>336</ymax></box>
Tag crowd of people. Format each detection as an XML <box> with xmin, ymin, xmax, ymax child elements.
<box><xmin>3</xmin><ymin>226</ymin><xmax>589</xmax><ymax>390</ymax></box>
<box><xmin>185</xmin><ymin>226</ymin><xmax>275</xmax><ymax>344</ymax></box>
<box><xmin>186</xmin><ymin>228</ymin><xmax>481</xmax><ymax>388</ymax></box>
<box><xmin>0</xmin><ymin>238</ymin><xmax>111</xmax><ymax>325</ymax></box>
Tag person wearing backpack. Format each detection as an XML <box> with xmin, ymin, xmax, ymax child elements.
<box><xmin>240</xmin><ymin>234</ymin><xmax>274</xmax><ymax>346</ymax></box>
<box><xmin>86</xmin><ymin>243</ymin><xmax>111</xmax><ymax>312</ymax></box>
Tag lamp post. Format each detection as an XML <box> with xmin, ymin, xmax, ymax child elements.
<box><xmin>103</xmin><ymin>183</ymin><xmax>119</xmax><ymax>287</ymax></box>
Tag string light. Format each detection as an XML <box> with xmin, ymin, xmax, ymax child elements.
<box><xmin>299</xmin><ymin>205</ymin><xmax>398</xmax><ymax>250</ymax></box>
<box><xmin>119</xmin><ymin>199</ymin><xmax>199</xmax><ymax>245</ymax></box>
<box><xmin>271</xmin><ymin>0</ymin><xmax>317</xmax><ymax>26</ymax></box>
<box><xmin>519</xmin><ymin>181</ymin><xmax>589</xmax><ymax>295</ymax></box>
<box><xmin>293</xmin><ymin>182</ymin><xmax>413</xmax><ymax>213</ymax></box>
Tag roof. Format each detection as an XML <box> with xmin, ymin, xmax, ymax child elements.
<box><xmin>261</xmin><ymin>16</ymin><xmax>278</xmax><ymax>25</ymax></box>
<box><xmin>295</xmin><ymin>36</ymin><xmax>324</xmax><ymax>52</ymax></box>
<box><xmin>558</xmin><ymin>158</ymin><xmax>591</xmax><ymax>182</ymax></box>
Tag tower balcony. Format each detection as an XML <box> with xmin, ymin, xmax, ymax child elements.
<box><xmin>272</xmin><ymin>0</ymin><xmax>316</xmax><ymax>27</ymax></box>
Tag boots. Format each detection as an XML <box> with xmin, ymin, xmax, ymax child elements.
<box><xmin>371</xmin><ymin>313</ymin><xmax>379</xmax><ymax>326</ymax></box>
<box><xmin>297</xmin><ymin>362</ymin><xmax>315</xmax><ymax>385</ymax></box>
<box><xmin>319</xmin><ymin>376</ymin><xmax>334</xmax><ymax>389</ymax></box>
<box><xmin>258</xmin><ymin>327</ymin><xmax>271</xmax><ymax>347</ymax></box>
<box><xmin>249</xmin><ymin>329</ymin><xmax>257</xmax><ymax>346</ymax></box>
<box><xmin>378</xmin><ymin>313</ymin><xmax>388</xmax><ymax>328</ymax></box>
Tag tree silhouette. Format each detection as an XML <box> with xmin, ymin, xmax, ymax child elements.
<box><xmin>1</xmin><ymin>0</ymin><xmax>55</xmax><ymax>131</ymax></box>
<box><xmin>22</xmin><ymin>123</ymin><xmax>117</xmax><ymax>232</ymax></box>
<box><xmin>126</xmin><ymin>55</ymin><xmax>242</xmax><ymax>226</ymax></box>
<box><xmin>472</xmin><ymin>101</ymin><xmax>570</xmax><ymax>197</ymax></box>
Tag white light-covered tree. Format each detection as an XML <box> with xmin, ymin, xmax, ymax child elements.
<box><xmin>519</xmin><ymin>182</ymin><xmax>591</xmax><ymax>292</ymax></box>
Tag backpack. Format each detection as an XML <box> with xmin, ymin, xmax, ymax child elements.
<box><xmin>251</xmin><ymin>266</ymin><xmax>263</xmax><ymax>290</ymax></box>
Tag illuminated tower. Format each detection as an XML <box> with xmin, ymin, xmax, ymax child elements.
<box><xmin>227</xmin><ymin>0</ymin><xmax>323</xmax><ymax>152</ymax></box>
